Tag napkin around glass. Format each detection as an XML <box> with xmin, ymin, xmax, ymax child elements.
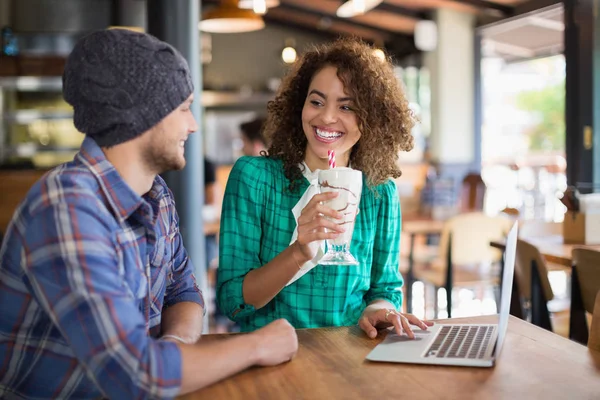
<box><xmin>286</xmin><ymin>162</ymin><xmax>326</xmax><ymax>286</ymax></box>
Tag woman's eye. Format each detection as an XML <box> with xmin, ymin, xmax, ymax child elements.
<box><xmin>310</xmin><ymin>100</ymin><xmax>323</xmax><ymax>106</ymax></box>
<box><xmin>340</xmin><ymin>105</ymin><xmax>353</xmax><ymax>111</ymax></box>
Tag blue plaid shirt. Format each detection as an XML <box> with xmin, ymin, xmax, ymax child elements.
<box><xmin>0</xmin><ymin>137</ymin><xmax>204</xmax><ymax>399</ymax></box>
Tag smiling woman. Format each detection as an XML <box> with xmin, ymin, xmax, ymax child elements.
<box><xmin>265</xmin><ymin>38</ymin><xmax>415</xmax><ymax>191</ymax></box>
<box><xmin>217</xmin><ymin>38</ymin><xmax>431</xmax><ymax>340</ymax></box>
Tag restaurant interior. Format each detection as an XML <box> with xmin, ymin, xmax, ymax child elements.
<box><xmin>0</xmin><ymin>0</ymin><xmax>599</xmax><ymax>398</ymax></box>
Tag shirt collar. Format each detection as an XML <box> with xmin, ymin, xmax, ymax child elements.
<box><xmin>300</xmin><ymin>161</ymin><xmax>321</xmax><ymax>185</ymax></box>
<box><xmin>76</xmin><ymin>137</ymin><xmax>163</xmax><ymax>224</ymax></box>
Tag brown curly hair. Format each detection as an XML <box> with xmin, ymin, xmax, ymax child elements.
<box><xmin>264</xmin><ymin>37</ymin><xmax>415</xmax><ymax>192</ymax></box>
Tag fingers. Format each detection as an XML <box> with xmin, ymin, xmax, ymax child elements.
<box><xmin>299</xmin><ymin>203</ymin><xmax>342</xmax><ymax>224</ymax></box>
<box><xmin>403</xmin><ymin>313</ymin><xmax>434</xmax><ymax>330</ymax></box>
<box><xmin>383</xmin><ymin>310</ymin><xmax>433</xmax><ymax>339</ymax></box>
<box><xmin>399</xmin><ymin>315</ymin><xmax>415</xmax><ymax>339</ymax></box>
<box><xmin>298</xmin><ymin>215</ymin><xmax>345</xmax><ymax>235</ymax></box>
<box><xmin>299</xmin><ymin>231</ymin><xmax>341</xmax><ymax>243</ymax></box>
<box><xmin>358</xmin><ymin>316</ymin><xmax>378</xmax><ymax>339</ymax></box>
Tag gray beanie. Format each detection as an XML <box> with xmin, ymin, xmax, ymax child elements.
<box><xmin>63</xmin><ymin>29</ymin><xmax>194</xmax><ymax>147</ymax></box>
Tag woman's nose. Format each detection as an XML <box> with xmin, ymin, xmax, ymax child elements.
<box><xmin>321</xmin><ymin>106</ymin><xmax>338</xmax><ymax>124</ymax></box>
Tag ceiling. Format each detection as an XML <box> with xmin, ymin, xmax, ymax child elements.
<box><xmin>202</xmin><ymin>0</ymin><xmax>548</xmax><ymax>58</ymax></box>
<box><xmin>479</xmin><ymin>4</ymin><xmax>563</xmax><ymax>62</ymax></box>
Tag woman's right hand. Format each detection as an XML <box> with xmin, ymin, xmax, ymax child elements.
<box><xmin>294</xmin><ymin>192</ymin><xmax>346</xmax><ymax>262</ymax></box>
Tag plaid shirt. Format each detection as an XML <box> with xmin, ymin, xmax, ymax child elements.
<box><xmin>217</xmin><ymin>156</ymin><xmax>403</xmax><ymax>332</ymax></box>
<box><xmin>0</xmin><ymin>137</ymin><xmax>204</xmax><ymax>399</ymax></box>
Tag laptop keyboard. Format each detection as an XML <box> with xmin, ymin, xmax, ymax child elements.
<box><xmin>425</xmin><ymin>325</ymin><xmax>494</xmax><ymax>359</ymax></box>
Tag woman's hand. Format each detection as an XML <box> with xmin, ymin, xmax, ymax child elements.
<box><xmin>358</xmin><ymin>305</ymin><xmax>434</xmax><ymax>339</ymax></box>
<box><xmin>294</xmin><ymin>192</ymin><xmax>346</xmax><ymax>262</ymax></box>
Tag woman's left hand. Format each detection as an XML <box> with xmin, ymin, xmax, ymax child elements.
<box><xmin>358</xmin><ymin>306</ymin><xmax>434</xmax><ymax>339</ymax></box>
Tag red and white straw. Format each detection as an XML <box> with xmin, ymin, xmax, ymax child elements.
<box><xmin>328</xmin><ymin>150</ymin><xmax>336</xmax><ymax>169</ymax></box>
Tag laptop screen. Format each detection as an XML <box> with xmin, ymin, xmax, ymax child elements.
<box><xmin>493</xmin><ymin>221</ymin><xmax>518</xmax><ymax>357</ymax></box>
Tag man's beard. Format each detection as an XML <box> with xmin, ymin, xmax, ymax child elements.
<box><xmin>142</xmin><ymin>139</ymin><xmax>186</xmax><ymax>175</ymax></box>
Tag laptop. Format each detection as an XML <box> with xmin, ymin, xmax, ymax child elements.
<box><xmin>366</xmin><ymin>221</ymin><xmax>518</xmax><ymax>368</ymax></box>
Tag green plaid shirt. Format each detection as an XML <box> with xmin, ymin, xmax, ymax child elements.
<box><xmin>217</xmin><ymin>156</ymin><xmax>403</xmax><ymax>332</ymax></box>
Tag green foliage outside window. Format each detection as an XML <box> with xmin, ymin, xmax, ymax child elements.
<box><xmin>516</xmin><ymin>81</ymin><xmax>565</xmax><ymax>152</ymax></box>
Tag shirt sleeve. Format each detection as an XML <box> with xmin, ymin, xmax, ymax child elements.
<box><xmin>163</xmin><ymin>198</ymin><xmax>205</xmax><ymax>311</ymax></box>
<box><xmin>217</xmin><ymin>157</ymin><xmax>267</xmax><ymax>321</ymax></box>
<box><xmin>364</xmin><ymin>180</ymin><xmax>404</xmax><ymax>309</ymax></box>
<box><xmin>22</xmin><ymin>199</ymin><xmax>182</xmax><ymax>400</ymax></box>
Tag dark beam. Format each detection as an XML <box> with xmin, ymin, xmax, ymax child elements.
<box><xmin>374</xmin><ymin>2</ymin><xmax>428</xmax><ymax>20</ymax></box>
<box><xmin>263</xmin><ymin>15</ymin><xmax>341</xmax><ymax>40</ymax></box>
<box><xmin>513</xmin><ymin>0</ymin><xmax>560</xmax><ymax>16</ymax></box>
<box><xmin>446</xmin><ymin>0</ymin><xmax>513</xmax><ymax>15</ymax></box>
<box><xmin>277</xmin><ymin>2</ymin><xmax>408</xmax><ymax>38</ymax></box>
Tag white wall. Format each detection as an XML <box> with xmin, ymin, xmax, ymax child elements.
<box><xmin>203</xmin><ymin>24</ymin><xmax>328</xmax><ymax>91</ymax></box>
<box><xmin>425</xmin><ymin>8</ymin><xmax>475</xmax><ymax>164</ymax></box>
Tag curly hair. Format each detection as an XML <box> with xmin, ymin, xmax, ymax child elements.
<box><xmin>264</xmin><ymin>37</ymin><xmax>415</xmax><ymax>192</ymax></box>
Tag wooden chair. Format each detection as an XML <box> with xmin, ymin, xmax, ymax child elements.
<box><xmin>570</xmin><ymin>249</ymin><xmax>600</xmax><ymax>344</ymax></box>
<box><xmin>589</xmin><ymin>291</ymin><xmax>600</xmax><ymax>351</ymax></box>
<box><xmin>411</xmin><ymin>212</ymin><xmax>513</xmax><ymax>318</ymax></box>
<box><xmin>461</xmin><ymin>173</ymin><xmax>486</xmax><ymax>212</ymax></box>
<box><xmin>501</xmin><ymin>207</ymin><xmax>520</xmax><ymax>218</ymax></box>
<box><xmin>514</xmin><ymin>239</ymin><xmax>555</xmax><ymax>331</ymax></box>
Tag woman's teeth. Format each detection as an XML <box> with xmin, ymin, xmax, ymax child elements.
<box><xmin>316</xmin><ymin>128</ymin><xmax>343</xmax><ymax>139</ymax></box>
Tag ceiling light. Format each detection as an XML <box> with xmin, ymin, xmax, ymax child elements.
<box><xmin>336</xmin><ymin>0</ymin><xmax>383</xmax><ymax>18</ymax></box>
<box><xmin>414</xmin><ymin>20</ymin><xmax>438</xmax><ymax>52</ymax></box>
<box><xmin>237</xmin><ymin>0</ymin><xmax>280</xmax><ymax>15</ymax></box>
<box><xmin>199</xmin><ymin>0</ymin><xmax>265</xmax><ymax>33</ymax></box>
<box><xmin>281</xmin><ymin>38</ymin><xmax>297</xmax><ymax>64</ymax></box>
<box><xmin>282</xmin><ymin>47</ymin><xmax>297</xmax><ymax>64</ymax></box>
<box><xmin>253</xmin><ymin>0</ymin><xmax>266</xmax><ymax>15</ymax></box>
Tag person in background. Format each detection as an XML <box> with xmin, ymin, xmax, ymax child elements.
<box><xmin>217</xmin><ymin>38</ymin><xmax>433</xmax><ymax>338</ymax></box>
<box><xmin>0</xmin><ymin>29</ymin><xmax>296</xmax><ymax>400</ymax></box>
<box><xmin>204</xmin><ymin>157</ymin><xmax>221</xmax><ymax>265</ymax></box>
<box><xmin>240</xmin><ymin>117</ymin><xmax>268</xmax><ymax>156</ymax></box>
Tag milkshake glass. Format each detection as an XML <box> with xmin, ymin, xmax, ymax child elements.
<box><xmin>318</xmin><ymin>167</ymin><xmax>362</xmax><ymax>265</ymax></box>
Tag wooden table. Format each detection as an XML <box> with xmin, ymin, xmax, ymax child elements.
<box><xmin>180</xmin><ymin>315</ymin><xmax>600</xmax><ymax>400</ymax></box>
<box><xmin>490</xmin><ymin>234</ymin><xmax>600</xmax><ymax>267</ymax></box>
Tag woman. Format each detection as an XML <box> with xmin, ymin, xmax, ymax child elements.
<box><xmin>217</xmin><ymin>38</ymin><xmax>432</xmax><ymax>338</ymax></box>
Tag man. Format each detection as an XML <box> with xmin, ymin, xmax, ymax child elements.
<box><xmin>240</xmin><ymin>117</ymin><xmax>267</xmax><ymax>156</ymax></box>
<box><xmin>0</xmin><ymin>29</ymin><xmax>297</xmax><ymax>399</ymax></box>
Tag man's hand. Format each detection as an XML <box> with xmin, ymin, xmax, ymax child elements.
<box><xmin>250</xmin><ymin>319</ymin><xmax>298</xmax><ymax>366</ymax></box>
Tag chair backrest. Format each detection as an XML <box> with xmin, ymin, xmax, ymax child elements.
<box><xmin>461</xmin><ymin>173</ymin><xmax>486</xmax><ymax>212</ymax></box>
<box><xmin>518</xmin><ymin>220</ymin><xmax>562</xmax><ymax>238</ymax></box>
<box><xmin>438</xmin><ymin>212</ymin><xmax>513</xmax><ymax>266</ymax></box>
<box><xmin>589</xmin><ymin>291</ymin><xmax>600</xmax><ymax>351</ymax></box>
<box><xmin>571</xmin><ymin>248</ymin><xmax>600</xmax><ymax>314</ymax></box>
<box><xmin>501</xmin><ymin>207</ymin><xmax>520</xmax><ymax>218</ymax></box>
<box><xmin>515</xmin><ymin>239</ymin><xmax>554</xmax><ymax>301</ymax></box>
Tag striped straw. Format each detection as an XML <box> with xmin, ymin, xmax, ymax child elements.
<box><xmin>328</xmin><ymin>150</ymin><xmax>336</xmax><ymax>169</ymax></box>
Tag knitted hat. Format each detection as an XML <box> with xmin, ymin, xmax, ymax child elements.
<box><xmin>63</xmin><ymin>29</ymin><xmax>194</xmax><ymax>147</ymax></box>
